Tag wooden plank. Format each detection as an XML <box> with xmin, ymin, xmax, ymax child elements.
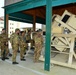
<box><xmin>53</xmin><ymin>33</ymin><xmax>76</xmax><ymax>37</ymax></box>
<box><xmin>51</xmin><ymin>60</ymin><xmax>76</xmax><ymax>69</ymax></box>
<box><xmin>39</xmin><ymin>56</ymin><xmax>76</xmax><ymax>69</ymax></box>
<box><xmin>56</xmin><ymin>37</ymin><xmax>69</xmax><ymax>45</ymax></box>
<box><xmin>64</xmin><ymin>37</ymin><xmax>70</xmax><ymax>47</ymax></box>
<box><xmin>68</xmin><ymin>37</ymin><xmax>75</xmax><ymax>64</ymax></box>
<box><xmin>51</xmin><ymin>45</ymin><xmax>70</xmax><ymax>48</ymax></box>
<box><xmin>73</xmin><ymin>52</ymin><xmax>76</xmax><ymax>59</ymax></box>
<box><xmin>51</xmin><ymin>50</ymin><xmax>69</xmax><ymax>55</ymax></box>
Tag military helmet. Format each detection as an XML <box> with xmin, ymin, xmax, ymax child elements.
<box><xmin>38</xmin><ymin>29</ymin><xmax>42</xmax><ymax>32</ymax></box>
<box><xmin>15</xmin><ymin>28</ymin><xmax>20</xmax><ymax>32</ymax></box>
<box><xmin>36</xmin><ymin>29</ymin><xmax>42</xmax><ymax>32</ymax></box>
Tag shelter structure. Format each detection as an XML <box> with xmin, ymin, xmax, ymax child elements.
<box><xmin>4</xmin><ymin>0</ymin><xmax>76</xmax><ymax>71</ymax></box>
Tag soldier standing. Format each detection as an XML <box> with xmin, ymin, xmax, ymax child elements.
<box><xmin>11</xmin><ymin>28</ymin><xmax>20</xmax><ymax>64</ymax></box>
<box><xmin>34</xmin><ymin>29</ymin><xmax>43</xmax><ymax>62</ymax></box>
<box><xmin>0</xmin><ymin>28</ymin><xmax>9</xmax><ymax>60</ymax></box>
<box><xmin>30</xmin><ymin>30</ymin><xmax>35</xmax><ymax>49</ymax></box>
<box><xmin>20</xmin><ymin>31</ymin><xmax>26</xmax><ymax>61</ymax></box>
<box><xmin>26</xmin><ymin>29</ymin><xmax>31</xmax><ymax>49</ymax></box>
<box><xmin>26</xmin><ymin>29</ymin><xmax>34</xmax><ymax>49</ymax></box>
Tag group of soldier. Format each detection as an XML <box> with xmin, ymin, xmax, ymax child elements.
<box><xmin>0</xmin><ymin>28</ymin><xmax>43</xmax><ymax>64</ymax></box>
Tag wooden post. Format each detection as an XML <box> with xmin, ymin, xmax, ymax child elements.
<box><xmin>4</xmin><ymin>9</ymin><xmax>9</xmax><ymax>34</ymax></box>
<box><xmin>68</xmin><ymin>37</ymin><xmax>75</xmax><ymax>64</ymax></box>
<box><xmin>33</xmin><ymin>10</ymin><xmax>36</xmax><ymax>31</ymax></box>
<box><xmin>33</xmin><ymin>15</ymin><xmax>36</xmax><ymax>31</ymax></box>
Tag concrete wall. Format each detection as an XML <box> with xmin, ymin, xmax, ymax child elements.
<box><xmin>5</xmin><ymin>0</ymin><xmax>22</xmax><ymax>6</ymax></box>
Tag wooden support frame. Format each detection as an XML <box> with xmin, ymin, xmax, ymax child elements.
<box><xmin>39</xmin><ymin>34</ymin><xmax>76</xmax><ymax>69</ymax></box>
<box><xmin>68</xmin><ymin>37</ymin><xmax>75</xmax><ymax>64</ymax></box>
<box><xmin>51</xmin><ymin>34</ymin><xmax>76</xmax><ymax>68</ymax></box>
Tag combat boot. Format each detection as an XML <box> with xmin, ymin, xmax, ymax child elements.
<box><xmin>5</xmin><ymin>57</ymin><xmax>9</xmax><ymax>59</ymax></box>
<box><xmin>9</xmin><ymin>53</ymin><xmax>12</xmax><ymax>57</ymax></box>
<box><xmin>1</xmin><ymin>57</ymin><xmax>5</xmax><ymax>61</ymax></box>
<box><xmin>21</xmin><ymin>58</ymin><xmax>26</xmax><ymax>61</ymax></box>
<box><xmin>12</xmin><ymin>62</ymin><xmax>19</xmax><ymax>64</ymax></box>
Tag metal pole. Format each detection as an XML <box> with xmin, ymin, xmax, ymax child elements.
<box><xmin>44</xmin><ymin>0</ymin><xmax>52</xmax><ymax>71</ymax></box>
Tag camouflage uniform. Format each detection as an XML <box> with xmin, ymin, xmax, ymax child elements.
<box><xmin>26</xmin><ymin>32</ymin><xmax>31</xmax><ymax>43</ymax></box>
<box><xmin>26</xmin><ymin>31</ymin><xmax>31</xmax><ymax>48</ymax></box>
<box><xmin>20</xmin><ymin>35</ymin><xmax>26</xmax><ymax>59</ymax></box>
<box><xmin>34</xmin><ymin>31</ymin><xmax>43</xmax><ymax>62</ymax></box>
<box><xmin>31</xmin><ymin>32</ymin><xmax>35</xmax><ymax>49</ymax></box>
<box><xmin>10</xmin><ymin>33</ymin><xmax>15</xmax><ymax>46</ymax></box>
<box><xmin>0</xmin><ymin>33</ymin><xmax>9</xmax><ymax>59</ymax></box>
<box><xmin>11</xmin><ymin>32</ymin><xmax>20</xmax><ymax>62</ymax></box>
<box><xmin>26</xmin><ymin>31</ymin><xmax>34</xmax><ymax>49</ymax></box>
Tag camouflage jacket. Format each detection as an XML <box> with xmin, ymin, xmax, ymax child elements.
<box><xmin>19</xmin><ymin>36</ymin><xmax>26</xmax><ymax>47</ymax></box>
<box><xmin>26</xmin><ymin>33</ymin><xmax>31</xmax><ymax>41</ymax></box>
<box><xmin>34</xmin><ymin>34</ymin><xmax>43</xmax><ymax>45</ymax></box>
<box><xmin>0</xmin><ymin>33</ymin><xmax>8</xmax><ymax>46</ymax></box>
<box><xmin>10</xmin><ymin>33</ymin><xmax>20</xmax><ymax>45</ymax></box>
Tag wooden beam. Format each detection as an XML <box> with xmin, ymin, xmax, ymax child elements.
<box><xmin>4</xmin><ymin>9</ymin><xmax>9</xmax><ymax>34</ymax></box>
<box><xmin>51</xmin><ymin>60</ymin><xmax>76</xmax><ymax>69</ymax></box>
<box><xmin>68</xmin><ymin>37</ymin><xmax>75</xmax><ymax>64</ymax></box>
<box><xmin>39</xmin><ymin>56</ymin><xmax>76</xmax><ymax>69</ymax></box>
<box><xmin>33</xmin><ymin>11</ymin><xmax>36</xmax><ymax>31</ymax></box>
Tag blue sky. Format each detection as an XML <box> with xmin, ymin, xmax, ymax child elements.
<box><xmin>0</xmin><ymin>0</ymin><xmax>4</xmax><ymax>17</ymax></box>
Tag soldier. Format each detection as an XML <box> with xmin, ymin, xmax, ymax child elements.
<box><xmin>0</xmin><ymin>28</ymin><xmax>9</xmax><ymax>61</ymax></box>
<box><xmin>26</xmin><ymin>29</ymin><xmax>31</xmax><ymax>44</ymax></box>
<box><xmin>30</xmin><ymin>30</ymin><xmax>35</xmax><ymax>50</ymax></box>
<box><xmin>10</xmin><ymin>28</ymin><xmax>20</xmax><ymax>64</ymax></box>
<box><xmin>33</xmin><ymin>29</ymin><xmax>43</xmax><ymax>62</ymax></box>
<box><xmin>20</xmin><ymin>31</ymin><xmax>26</xmax><ymax>61</ymax></box>
<box><xmin>26</xmin><ymin>29</ymin><xmax>34</xmax><ymax>50</ymax></box>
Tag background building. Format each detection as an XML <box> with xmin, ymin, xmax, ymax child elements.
<box><xmin>0</xmin><ymin>17</ymin><xmax>4</xmax><ymax>34</ymax></box>
<box><xmin>0</xmin><ymin>17</ymin><xmax>20</xmax><ymax>37</ymax></box>
<box><xmin>8</xmin><ymin>20</ymin><xmax>20</xmax><ymax>37</ymax></box>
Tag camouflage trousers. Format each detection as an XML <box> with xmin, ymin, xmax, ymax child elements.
<box><xmin>12</xmin><ymin>44</ymin><xmax>19</xmax><ymax>62</ymax></box>
<box><xmin>20</xmin><ymin>46</ymin><xmax>26</xmax><ymax>59</ymax></box>
<box><xmin>30</xmin><ymin>39</ymin><xmax>34</xmax><ymax>48</ymax></box>
<box><xmin>1</xmin><ymin>45</ymin><xmax>9</xmax><ymax>58</ymax></box>
<box><xmin>26</xmin><ymin>40</ymin><xmax>34</xmax><ymax>48</ymax></box>
<box><xmin>34</xmin><ymin>44</ymin><xmax>42</xmax><ymax>62</ymax></box>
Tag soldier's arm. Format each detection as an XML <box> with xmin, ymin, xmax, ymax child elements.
<box><xmin>41</xmin><ymin>36</ymin><xmax>44</xmax><ymax>45</ymax></box>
